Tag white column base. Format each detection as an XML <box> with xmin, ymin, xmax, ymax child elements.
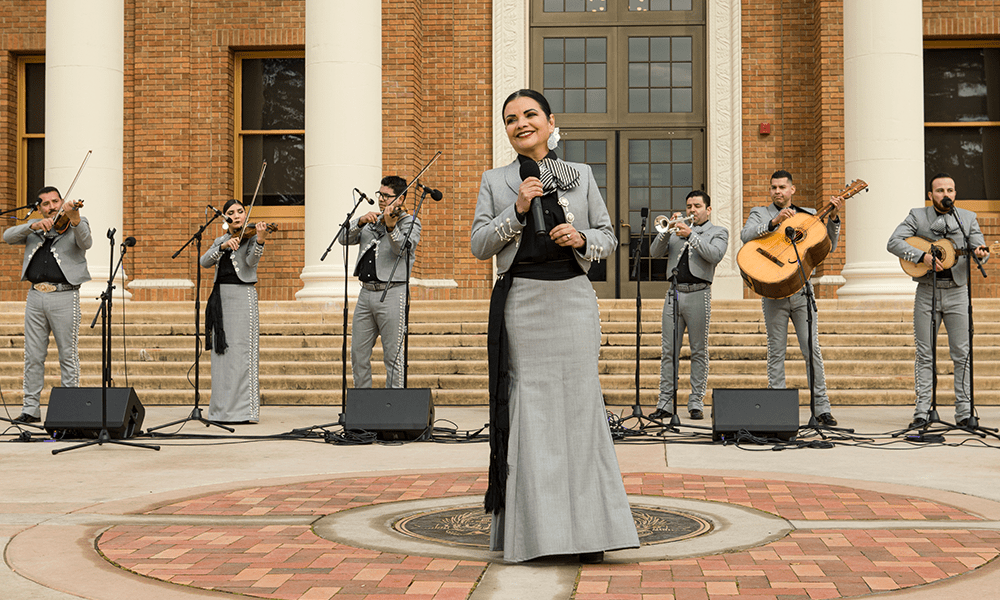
<box><xmin>837</xmin><ymin>261</ymin><xmax>916</xmax><ymax>298</ymax></box>
<box><xmin>296</xmin><ymin>264</ymin><xmax>359</xmax><ymax>301</ymax></box>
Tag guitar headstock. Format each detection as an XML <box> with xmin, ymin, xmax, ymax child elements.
<box><xmin>837</xmin><ymin>179</ymin><xmax>868</xmax><ymax>201</ymax></box>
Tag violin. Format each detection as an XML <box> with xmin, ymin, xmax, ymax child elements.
<box><xmin>374</xmin><ymin>204</ymin><xmax>407</xmax><ymax>226</ymax></box>
<box><xmin>48</xmin><ymin>199</ymin><xmax>84</xmax><ymax>235</ymax></box>
<box><xmin>224</xmin><ymin>221</ymin><xmax>278</xmax><ymax>241</ymax></box>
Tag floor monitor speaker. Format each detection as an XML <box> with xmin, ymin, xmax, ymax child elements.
<box><xmin>343</xmin><ymin>388</ymin><xmax>434</xmax><ymax>441</ymax></box>
<box><xmin>44</xmin><ymin>387</ymin><xmax>145</xmax><ymax>439</ymax></box>
<box><xmin>711</xmin><ymin>388</ymin><xmax>798</xmax><ymax>442</ymax></box>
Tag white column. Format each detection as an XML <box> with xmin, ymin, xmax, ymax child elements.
<box><xmin>837</xmin><ymin>0</ymin><xmax>921</xmax><ymax>298</ymax></box>
<box><xmin>706</xmin><ymin>0</ymin><xmax>743</xmax><ymax>300</ymax></box>
<box><xmin>46</xmin><ymin>0</ymin><xmax>126</xmax><ymax>301</ymax></box>
<box><xmin>297</xmin><ymin>0</ymin><xmax>382</xmax><ymax>301</ymax></box>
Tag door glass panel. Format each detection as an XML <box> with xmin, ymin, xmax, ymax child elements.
<box><xmin>543</xmin><ymin>37</ymin><xmax>609</xmax><ymax>113</ymax></box>
<box><xmin>628</xmin><ymin>35</ymin><xmax>693</xmax><ymax>113</ymax></box>
<box><xmin>563</xmin><ymin>138</ymin><xmax>609</xmax><ymax>283</ymax></box>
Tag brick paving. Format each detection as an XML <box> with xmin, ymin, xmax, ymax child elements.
<box><xmin>97</xmin><ymin>473</ymin><xmax>999</xmax><ymax>599</ymax></box>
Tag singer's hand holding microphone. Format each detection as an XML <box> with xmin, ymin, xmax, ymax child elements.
<box><xmin>517</xmin><ymin>160</ymin><xmax>582</xmax><ymax>249</ymax></box>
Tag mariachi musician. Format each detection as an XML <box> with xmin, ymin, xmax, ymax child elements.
<box><xmin>740</xmin><ymin>170</ymin><xmax>842</xmax><ymax>427</ymax></box>
<box><xmin>3</xmin><ymin>186</ymin><xmax>91</xmax><ymax>424</ymax></box>
<box><xmin>338</xmin><ymin>175</ymin><xmax>421</xmax><ymax>389</ymax></box>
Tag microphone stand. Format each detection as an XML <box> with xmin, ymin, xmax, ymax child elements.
<box><xmin>908</xmin><ymin>209</ymin><xmax>996</xmax><ymax>440</ymax></box>
<box><xmin>54</xmin><ymin>230</ymin><xmax>160</xmax><ymax>454</ymax></box>
<box><xmin>950</xmin><ymin>209</ymin><xmax>997</xmax><ymax>438</ymax></box>
<box><xmin>619</xmin><ymin>212</ymin><xmax>672</xmax><ymax>434</ymax></box>
<box><xmin>785</xmin><ymin>227</ymin><xmax>853</xmax><ymax>440</ymax></box>
<box><xmin>291</xmin><ymin>190</ymin><xmax>372</xmax><ymax>435</ymax></box>
<box><xmin>146</xmin><ymin>208</ymin><xmax>234</xmax><ymax>434</ymax></box>
<box><xmin>0</xmin><ymin>205</ymin><xmax>48</xmax><ymax>436</ymax></box>
<box><xmin>380</xmin><ymin>184</ymin><xmax>434</xmax><ymax>387</ymax></box>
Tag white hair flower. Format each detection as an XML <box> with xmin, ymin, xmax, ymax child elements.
<box><xmin>547</xmin><ymin>126</ymin><xmax>561</xmax><ymax>150</ymax></box>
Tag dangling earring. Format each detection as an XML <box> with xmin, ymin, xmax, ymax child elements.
<box><xmin>547</xmin><ymin>127</ymin><xmax>561</xmax><ymax>150</ymax></box>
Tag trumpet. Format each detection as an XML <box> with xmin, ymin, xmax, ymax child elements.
<box><xmin>654</xmin><ymin>214</ymin><xmax>695</xmax><ymax>234</ymax></box>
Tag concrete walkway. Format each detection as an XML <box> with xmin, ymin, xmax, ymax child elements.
<box><xmin>2</xmin><ymin>405</ymin><xmax>1000</xmax><ymax>599</ymax></box>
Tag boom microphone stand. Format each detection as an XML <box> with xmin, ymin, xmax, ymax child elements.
<box><xmin>146</xmin><ymin>206</ymin><xmax>234</xmax><ymax>434</ymax></box>
<box><xmin>784</xmin><ymin>226</ymin><xmax>853</xmax><ymax>439</ymax></box>
<box><xmin>949</xmin><ymin>209</ymin><xmax>998</xmax><ymax>439</ymax></box>
<box><xmin>381</xmin><ymin>182</ymin><xmax>439</xmax><ymax>387</ymax></box>
<box><xmin>289</xmin><ymin>189</ymin><xmax>374</xmax><ymax>436</ymax></box>
<box><xmin>54</xmin><ymin>230</ymin><xmax>159</xmax><ymax>454</ymax></box>
<box><xmin>0</xmin><ymin>203</ymin><xmax>48</xmax><ymax>434</ymax></box>
<box><xmin>618</xmin><ymin>209</ymin><xmax>665</xmax><ymax>432</ymax></box>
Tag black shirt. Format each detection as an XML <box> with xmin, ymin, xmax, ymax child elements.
<box><xmin>25</xmin><ymin>236</ymin><xmax>69</xmax><ymax>284</ymax></box>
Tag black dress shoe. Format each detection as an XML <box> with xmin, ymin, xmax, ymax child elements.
<box><xmin>649</xmin><ymin>408</ymin><xmax>672</xmax><ymax>421</ymax></box>
<box><xmin>957</xmin><ymin>418</ymin><xmax>970</xmax><ymax>428</ymax></box>
<box><xmin>689</xmin><ymin>409</ymin><xmax>704</xmax><ymax>420</ymax></box>
<box><xmin>909</xmin><ymin>417</ymin><xmax>928</xmax><ymax>429</ymax></box>
<box><xmin>579</xmin><ymin>551</ymin><xmax>604</xmax><ymax>564</ymax></box>
<box><xmin>816</xmin><ymin>413</ymin><xmax>838</xmax><ymax>427</ymax></box>
<box><xmin>13</xmin><ymin>413</ymin><xmax>40</xmax><ymax>423</ymax></box>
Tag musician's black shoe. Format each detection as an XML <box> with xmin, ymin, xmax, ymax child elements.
<box><xmin>957</xmin><ymin>418</ymin><xmax>970</xmax><ymax>428</ymax></box>
<box><xmin>689</xmin><ymin>409</ymin><xmax>704</xmax><ymax>420</ymax></box>
<box><xmin>579</xmin><ymin>551</ymin><xmax>604</xmax><ymax>564</ymax></box>
<box><xmin>649</xmin><ymin>408</ymin><xmax>672</xmax><ymax>421</ymax></box>
<box><xmin>816</xmin><ymin>413</ymin><xmax>838</xmax><ymax>427</ymax></box>
<box><xmin>909</xmin><ymin>417</ymin><xmax>929</xmax><ymax>429</ymax></box>
<box><xmin>13</xmin><ymin>413</ymin><xmax>40</xmax><ymax>423</ymax></box>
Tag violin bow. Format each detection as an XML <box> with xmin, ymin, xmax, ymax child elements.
<box><xmin>44</xmin><ymin>150</ymin><xmax>92</xmax><ymax>236</ymax></box>
<box><xmin>237</xmin><ymin>161</ymin><xmax>267</xmax><ymax>240</ymax></box>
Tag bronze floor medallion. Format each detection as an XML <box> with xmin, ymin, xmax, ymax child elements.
<box><xmin>393</xmin><ymin>504</ymin><xmax>712</xmax><ymax>548</ymax></box>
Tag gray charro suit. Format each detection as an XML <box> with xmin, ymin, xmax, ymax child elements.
<box><xmin>4</xmin><ymin>217</ymin><xmax>92</xmax><ymax>418</ymax></box>
<box><xmin>471</xmin><ymin>159</ymin><xmax>616</xmax><ymax>270</ymax></box>
<box><xmin>887</xmin><ymin>205</ymin><xmax>987</xmax><ymax>422</ymax></box>
<box><xmin>200</xmin><ymin>232</ymin><xmax>266</xmax><ymax>282</ymax></box>
<box><xmin>740</xmin><ymin>203</ymin><xmax>840</xmax><ymax>416</ymax></box>
<box><xmin>339</xmin><ymin>212</ymin><xmax>421</xmax><ymax>388</ymax></box>
<box><xmin>649</xmin><ymin>219</ymin><xmax>729</xmax><ymax>413</ymax></box>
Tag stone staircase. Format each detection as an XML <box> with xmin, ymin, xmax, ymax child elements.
<box><xmin>1</xmin><ymin>298</ymin><xmax>999</xmax><ymax>409</ymax></box>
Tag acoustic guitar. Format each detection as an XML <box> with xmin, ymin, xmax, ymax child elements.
<box><xmin>899</xmin><ymin>237</ymin><xmax>1000</xmax><ymax>278</ymax></box>
<box><xmin>737</xmin><ymin>179</ymin><xmax>868</xmax><ymax>299</ymax></box>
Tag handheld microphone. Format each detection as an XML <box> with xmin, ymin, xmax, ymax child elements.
<box><xmin>519</xmin><ymin>160</ymin><xmax>548</xmax><ymax>238</ymax></box>
<box><xmin>124</xmin><ymin>236</ymin><xmax>137</xmax><ymax>247</ymax></box>
<box><xmin>355</xmin><ymin>188</ymin><xmax>375</xmax><ymax>205</ymax></box>
<box><xmin>207</xmin><ymin>204</ymin><xmax>233</xmax><ymax>223</ymax></box>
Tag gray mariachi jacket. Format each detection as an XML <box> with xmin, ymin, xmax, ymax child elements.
<box><xmin>887</xmin><ymin>205</ymin><xmax>987</xmax><ymax>287</ymax></box>
<box><xmin>649</xmin><ymin>219</ymin><xmax>729</xmax><ymax>283</ymax></box>
<box><xmin>470</xmin><ymin>159</ymin><xmax>617</xmax><ymax>274</ymax></box>
<box><xmin>200</xmin><ymin>233</ymin><xmax>266</xmax><ymax>283</ymax></box>
<box><xmin>4</xmin><ymin>217</ymin><xmax>93</xmax><ymax>285</ymax></box>
<box><xmin>740</xmin><ymin>202</ymin><xmax>841</xmax><ymax>252</ymax></box>
<box><xmin>338</xmin><ymin>213</ymin><xmax>421</xmax><ymax>282</ymax></box>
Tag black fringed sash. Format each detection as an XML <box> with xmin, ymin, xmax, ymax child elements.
<box><xmin>484</xmin><ymin>273</ymin><xmax>513</xmax><ymax>515</ymax></box>
<box><xmin>205</xmin><ymin>278</ymin><xmax>228</xmax><ymax>354</ymax></box>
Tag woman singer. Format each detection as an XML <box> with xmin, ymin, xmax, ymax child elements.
<box><xmin>471</xmin><ymin>89</ymin><xmax>639</xmax><ymax>564</ymax></box>
<box><xmin>201</xmin><ymin>199</ymin><xmax>269</xmax><ymax>424</ymax></box>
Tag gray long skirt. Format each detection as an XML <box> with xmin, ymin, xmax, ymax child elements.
<box><xmin>490</xmin><ymin>275</ymin><xmax>639</xmax><ymax>562</ymax></box>
<box><xmin>208</xmin><ymin>284</ymin><xmax>260</xmax><ymax>423</ymax></box>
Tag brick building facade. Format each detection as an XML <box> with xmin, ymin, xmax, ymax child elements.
<box><xmin>0</xmin><ymin>1</ymin><xmax>997</xmax><ymax>302</ymax></box>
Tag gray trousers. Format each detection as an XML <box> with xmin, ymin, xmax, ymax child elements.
<box><xmin>762</xmin><ymin>286</ymin><xmax>831</xmax><ymax>415</ymax></box>
<box><xmin>351</xmin><ymin>284</ymin><xmax>407</xmax><ymax>388</ymax></box>
<box><xmin>657</xmin><ymin>286</ymin><xmax>711</xmax><ymax>412</ymax></box>
<box><xmin>913</xmin><ymin>283</ymin><xmax>971</xmax><ymax>421</ymax></box>
<box><xmin>23</xmin><ymin>288</ymin><xmax>81</xmax><ymax>417</ymax></box>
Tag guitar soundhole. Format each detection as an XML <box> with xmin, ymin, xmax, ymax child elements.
<box><xmin>789</xmin><ymin>229</ymin><xmax>804</xmax><ymax>243</ymax></box>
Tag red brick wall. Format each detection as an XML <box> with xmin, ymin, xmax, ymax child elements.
<box><xmin>0</xmin><ymin>2</ymin><xmax>46</xmax><ymax>300</ymax></box>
